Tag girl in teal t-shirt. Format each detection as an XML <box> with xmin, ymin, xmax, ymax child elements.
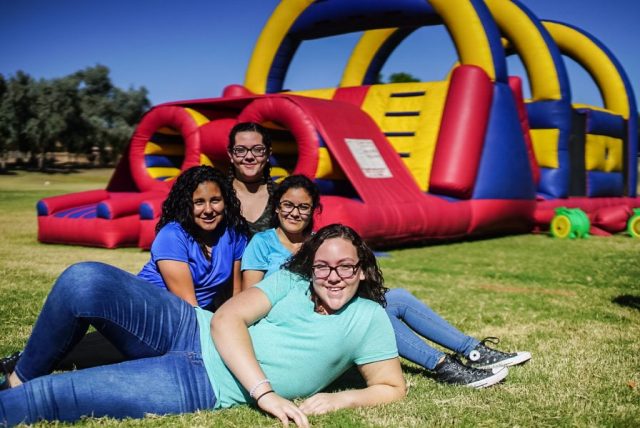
<box><xmin>242</xmin><ymin>175</ymin><xmax>530</xmax><ymax>389</ymax></box>
<box><xmin>1</xmin><ymin>224</ymin><xmax>405</xmax><ymax>427</ymax></box>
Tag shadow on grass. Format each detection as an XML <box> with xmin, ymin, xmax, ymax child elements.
<box><xmin>612</xmin><ymin>295</ymin><xmax>640</xmax><ymax>311</ymax></box>
<box><xmin>324</xmin><ymin>362</ymin><xmax>430</xmax><ymax>393</ymax></box>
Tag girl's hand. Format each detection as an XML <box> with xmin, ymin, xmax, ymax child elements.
<box><xmin>257</xmin><ymin>392</ymin><xmax>310</xmax><ymax>427</ymax></box>
<box><xmin>299</xmin><ymin>392</ymin><xmax>343</xmax><ymax>415</ymax></box>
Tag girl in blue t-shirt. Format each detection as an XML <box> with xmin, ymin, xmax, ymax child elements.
<box><xmin>138</xmin><ymin>165</ymin><xmax>248</xmax><ymax>310</ymax></box>
<box><xmin>0</xmin><ymin>166</ymin><xmax>249</xmax><ymax>377</ymax></box>
<box><xmin>242</xmin><ymin>175</ymin><xmax>530</xmax><ymax>389</ymax></box>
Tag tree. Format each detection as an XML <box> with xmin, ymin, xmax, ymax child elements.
<box><xmin>0</xmin><ymin>74</ymin><xmax>8</xmax><ymax>171</ymax></box>
<box><xmin>387</xmin><ymin>72</ymin><xmax>421</xmax><ymax>83</ymax></box>
<box><xmin>74</xmin><ymin>65</ymin><xmax>150</xmax><ymax>165</ymax></box>
<box><xmin>0</xmin><ymin>71</ymin><xmax>38</xmax><ymax>166</ymax></box>
<box><xmin>375</xmin><ymin>72</ymin><xmax>422</xmax><ymax>84</ymax></box>
<box><xmin>0</xmin><ymin>65</ymin><xmax>149</xmax><ymax>169</ymax></box>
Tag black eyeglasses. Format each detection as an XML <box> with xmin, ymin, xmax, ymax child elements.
<box><xmin>312</xmin><ymin>262</ymin><xmax>361</xmax><ymax>280</ymax></box>
<box><xmin>278</xmin><ymin>200</ymin><xmax>312</xmax><ymax>215</ymax></box>
<box><xmin>231</xmin><ymin>145</ymin><xmax>267</xmax><ymax>157</ymax></box>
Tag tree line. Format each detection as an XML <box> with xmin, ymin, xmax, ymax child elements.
<box><xmin>0</xmin><ymin>65</ymin><xmax>150</xmax><ymax>171</ymax></box>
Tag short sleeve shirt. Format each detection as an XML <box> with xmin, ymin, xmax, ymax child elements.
<box><xmin>195</xmin><ymin>270</ymin><xmax>398</xmax><ymax>409</ymax></box>
<box><xmin>241</xmin><ymin>228</ymin><xmax>292</xmax><ymax>277</ymax></box>
<box><xmin>138</xmin><ymin>222</ymin><xmax>247</xmax><ymax>308</ymax></box>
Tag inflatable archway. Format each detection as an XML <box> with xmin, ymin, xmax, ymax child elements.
<box><xmin>36</xmin><ymin>0</ymin><xmax>639</xmax><ymax>248</ymax></box>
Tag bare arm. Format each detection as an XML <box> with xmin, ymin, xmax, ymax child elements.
<box><xmin>242</xmin><ymin>269</ymin><xmax>265</xmax><ymax>290</ymax></box>
<box><xmin>299</xmin><ymin>358</ymin><xmax>406</xmax><ymax>415</ymax></box>
<box><xmin>232</xmin><ymin>260</ymin><xmax>242</xmax><ymax>296</ymax></box>
<box><xmin>212</xmin><ymin>288</ymin><xmax>309</xmax><ymax>427</ymax></box>
<box><xmin>157</xmin><ymin>260</ymin><xmax>198</xmax><ymax>306</ymax></box>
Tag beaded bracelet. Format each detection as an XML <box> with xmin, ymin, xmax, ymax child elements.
<box><xmin>249</xmin><ymin>378</ymin><xmax>271</xmax><ymax>398</ymax></box>
<box><xmin>255</xmin><ymin>390</ymin><xmax>274</xmax><ymax>403</ymax></box>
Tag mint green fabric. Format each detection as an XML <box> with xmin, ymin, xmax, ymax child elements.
<box><xmin>195</xmin><ymin>269</ymin><xmax>397</xmax><ymax>409</ymax></box>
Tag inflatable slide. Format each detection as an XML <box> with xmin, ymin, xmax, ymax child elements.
<box><xmin>36</xmin><ymin>0</ymin><xmax>639</xmax><ymax>248</ymax></box>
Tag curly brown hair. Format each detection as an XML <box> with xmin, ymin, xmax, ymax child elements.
<box><xmin>156</xmin><ymin>165</ymin><xmax>249</xmax><ymax>258</ymax></box>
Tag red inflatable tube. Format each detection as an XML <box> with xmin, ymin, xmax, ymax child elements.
<box><xmin>97</xmin><ymin>192</ymin><xmax>164</xmax><ymax>219</ymax></box>
<box><xmin>429</xmin><ymin>65</ymin><xmax>493</xmax><ymax>199</ymax></box>
<box><xmin>37</xmin><ymin>190</ymin><xmax>108</xmax><ymax>216</ymax></box>
<box><xmin>38</xmin><ymin>216</ymin><xmax>140</xmax><ymax>249</ymax></box>
<box><xmin>237</xmin><ymin>96</ymin><xmax>320</xmax><ymax>178</ymax></box>
<box><xmin>137</xmin><ymin>197</ymin><xmax>165</xmax><ymax>250</ymax></box>
<box><xmin>590</xmin><ymin>205</ymin><xmax>633</xmax><ymax>233</ymax></box>
<box><xmin>509</xmin><ymin>76</ymin><xmax>540</xmax><ymax>186</ymax></box>
<box><xmin>199</xmin><ymin>118</ymin><xmax>238</xmax><ymax>163</ymax></box>
<box><xmin>129</xmin><ymin>106</ymin><xmax>204</xmax><ymax>193</ymax></box>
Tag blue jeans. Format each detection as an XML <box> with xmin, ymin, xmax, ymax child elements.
<box><xmin>0</xmin><ymin>262</ymin><xmax>216</xmax><ymax>426</ymax></box>
<box><xmin>385</xmin><ymin>288</ymin><xmax>479</xmax><ymax>370</ymax></box>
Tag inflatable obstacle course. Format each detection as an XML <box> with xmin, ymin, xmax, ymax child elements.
<box><xmin>36</xmin><ymin>0</ymin><xmax>639</xmax><ymax>249</ymax></box>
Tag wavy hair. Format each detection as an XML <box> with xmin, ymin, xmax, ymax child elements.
<box><xmin>270</xmin><ymin>174</ymin><xmax>322</xmax><ymax>234</ymax></box>
<box><xmin>156</xmin><ymin>165</ymin><xmax>249</xmax><ymax>257</ymax></box>
<box><xmin>282</xmin><ymin>224</ymin><xmax>387</xmax><ymax>306</ymax></box>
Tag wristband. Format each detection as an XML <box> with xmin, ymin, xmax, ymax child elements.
<box><xmin>249</xmin><ymin>379</ymin><xmax>271</xmax><ymax>398</ymax></box>
<box><xmin>255</xmin><ymin>390</ymin><xmax>274</xmax><ymax>403</ymax></box>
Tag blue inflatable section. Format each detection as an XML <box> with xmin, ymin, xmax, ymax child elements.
<box><xmin>473</xmin><ymin>82</ymin><xmax>536</xmax><ymax>200</ymax></box>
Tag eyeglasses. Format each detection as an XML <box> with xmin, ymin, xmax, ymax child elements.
<box><xmin>278</xmin><ymin>200</ymin><xmax>312</xmax><ymax>215</ymax></box>
<box><xmin>231</xmin><ymin>145</ymin><xmax>267</xmax><ymax>157</ymax></box>
<box><xmin>312</xmin><ymin>262</ymin><xmax>361</xmax><ymax>280</ymax></box>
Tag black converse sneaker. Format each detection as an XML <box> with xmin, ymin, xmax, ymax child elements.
<box><xmin>433</xmin><ymin>355</ymin><xmax>508</xmax><ymax>388</ymax></box>
<box><xmin>467</xmin><ymin>337</ymin><xmax>531</xmax><ymax>370</ymax></box>
<box><xmin>0</xmin><ymin>351</ymin><xmax>21</xmax><ymax>377</ymax></box>
<box><xmin>0</xmin><ymin>351</ymin><xmax>20</xmax><ymax>391</ymax></box>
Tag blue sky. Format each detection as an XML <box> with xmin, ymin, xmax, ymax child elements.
<box><xmin>1</xmin><ymin>0</ymin><xmax>638</xmax><ymax>109</ymax></box>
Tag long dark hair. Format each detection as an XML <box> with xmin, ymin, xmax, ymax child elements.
<box><xmin>157</xmin><ymin>165</ymin><xmax>249</xmax><ymax>257</ymax></box>
<box><xmin>283</xmin><ymin>224</ymin><xmax>387</xmax><ymax>306</ymax></box>
<box><xmin>270</xmin><ymin>174</ymin><xmax>322</xmax><ymax>234</ymax></box>
<box><xmin>226</xmin><ymin>122</ymin><xmax>274</xmax><ymax>200</ymax></box>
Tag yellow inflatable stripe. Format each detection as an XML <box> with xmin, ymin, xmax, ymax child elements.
<box><xmin>184</xmin><ymin>108</ymin><xmax>210</xmax><ymax>127</ymax></box>
<box><xmin>316</xmin><ymin>147</ymin><xmax>346</xmax><ymax>180</ymax></box>
<box><xmin>148</xmin><ymin>167</ymin><xmax>182</xmax><ymax>180</ymax></box>
<box><xmin>385</xmin><ymin>137</ymin><xmax>415</xmax><ymax>154</ymax></box>
<box><xmin>544</xmin><ymin>21</ymin><xmax>629</xmax><ymax>118</ymax></box>
<box><xmin>530</xmin><ymin>129</ymin><xmax>559</xmax><ymax>168</ymax></box>
<box><xmin>245</xmin><ymin>0</ymin><xmax>314</xmax><ymax>94</ymax></box>
<box><xmin>200</xmin><ymin>154</ymin><xmax>213</xmax><ymax>167</ymax></box>
<box><xmin>484</xmin><ymin>0</ymin><xmax>561</xmax><ymax>100</ymax></box>
<box><xmin>341</xmin><ymin>28</ymin><xmax>398</xmax><ymax>87</ymax></box>
<box><xmin>585</xmin><ymin>134</ymin><xmax>623</xmax><ymax>172</ymax></box>
<box><xmin>430</xmin><ymin>0</ymin><xmax>496</xmax><ymax>81</ymax></box>
<box><xmin>144</xmin><ymin>142</ymin><xmax>185</xmax><ymax>156</ymax></box>
<box><xmin>270</xmin><ymin>166</ymin><xmax>290</xmax><ymax>183</ymax></box>
<box><xmin>288</xmin><ymin>88</ymin><xmax>336</xmax><ymax>100</ymax></box>
<box><xmin>360</xmin><ymin>81</ymin><xmax>449</xmax><ymax>191</ymax></box>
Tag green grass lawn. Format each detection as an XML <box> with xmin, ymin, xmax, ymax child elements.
<box><xmin>1</xmin><ymin>169</ymin><xmax>639</xmax><ymax>427</ymax></box>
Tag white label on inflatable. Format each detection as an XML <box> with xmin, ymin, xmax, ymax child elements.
<box><xmin>344</xmin><ymin>138</ymin><xmax>393</xmax><ymax>179</ymax></box>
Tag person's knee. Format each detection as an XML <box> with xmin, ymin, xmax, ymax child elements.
<box><xmin>386</xmin><ymin>288</ymin><xmax>412</xmax><ymax>303</ymax></box>
<box><xmin>54</xmin><ymin>262</ymin><xmax>113</xmax><ymax>302</ymax></box>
